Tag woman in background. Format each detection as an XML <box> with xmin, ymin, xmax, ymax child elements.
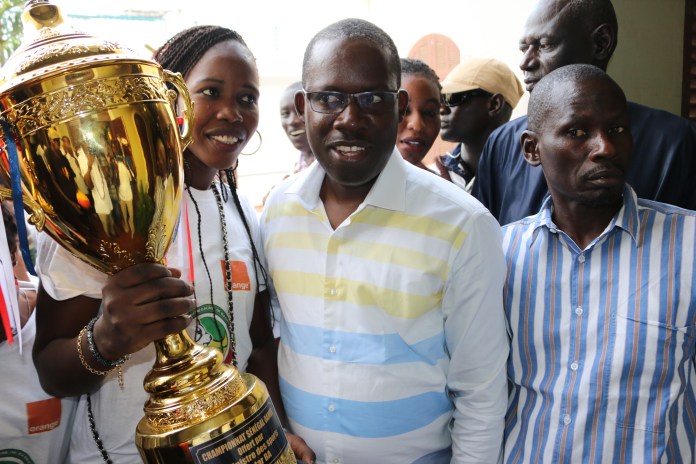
<box><xmin>396</xmin><ymin>58</ymin><xmax>442</xmax><ymax>172</ymax></box>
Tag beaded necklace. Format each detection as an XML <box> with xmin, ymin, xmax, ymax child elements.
<box><xmin>87</xmin><ymin>394</ymin><xmax>112</xmax><ymax>463</ymax></box>
<box><xmin>185</xmin><ymin>181</ymin><xmax>237</xmax><ymax>365</ymax></box>
<box><xmin>210</xmin><ymin>182</ymin><xmax>237</xmax><ymax>364</ymax></box>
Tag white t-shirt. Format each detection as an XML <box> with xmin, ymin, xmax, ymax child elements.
<box><xmin>0</xmin><ymin>305</ymin><xmax>77</xmax><ymax>464</ymax></box>
<box><xmin>0</xmin><ymin>206</ymin><xmax>74</xmax><ymax>460</ymax></box>
<box><xmin>37</xmin><ymin>185</ymin><xmax>269</xmax><ymax>463</ymax></box>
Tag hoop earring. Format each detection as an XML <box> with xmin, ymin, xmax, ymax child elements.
<box><xmin>241</xmin><ymin>130</ymin><xmax>262</xmax><ymax>156</ymax></box>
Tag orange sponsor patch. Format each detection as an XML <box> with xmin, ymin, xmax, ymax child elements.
<box><xmin>219</xmin><ymin>260</ymin><xmax>251</xmax><ymax>292</ymax></box>
<box><xmin>26</xmin><ymin>398</ymin><xmax>61</xmax><ymax>434</ymax></box>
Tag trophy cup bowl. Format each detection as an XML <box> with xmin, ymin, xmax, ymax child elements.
<box><xmin>0</xmin><ymin>2</ymin><xmax>296</xmax><ymax>462</ymax></box>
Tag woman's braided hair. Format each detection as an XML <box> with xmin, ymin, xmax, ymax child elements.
<box><xmin>153</xmin><ymin>25</ymin><xmax>248</xmax><ymax>79</ymax></box>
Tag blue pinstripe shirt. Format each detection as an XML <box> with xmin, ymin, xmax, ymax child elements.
<box><xmin>502</xmin><ymin>186</ymin><xmax>696</xmax><ymax>463</ymax></box>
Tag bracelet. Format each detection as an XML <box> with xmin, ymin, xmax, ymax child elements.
<box><xmin>85</xmin><ymin>317</ymin><xmax>130</xmax><ymax>368</ymax></box>
<box><xmin>77</xmin><ymin>325</ymin><xmax>111</xmax><ymax>377</ymax></box>
<box><xmin>77</xmin><ymin>321</ymin><xmax>127</xmax><ymax>389</ymax></box>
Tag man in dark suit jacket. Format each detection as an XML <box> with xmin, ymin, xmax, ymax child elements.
<box><xmin>474</xmin><ymin>0</ymin><xmax>696</xmax><ymax>225</ymax></box>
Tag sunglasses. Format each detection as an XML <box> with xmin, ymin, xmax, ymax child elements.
<box><xmin>441</xmin><ymin>89</ymin><xmax>493</xmax><ymax>107</ymax></box>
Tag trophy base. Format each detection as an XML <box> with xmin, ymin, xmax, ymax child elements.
<box><xmin>135</xmin><ymin>373</ymin><xmax>296</xmax><ymax>464</ymax></box>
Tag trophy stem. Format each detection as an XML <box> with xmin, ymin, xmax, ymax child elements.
<box><xmin>142</xmin><ymin>330</ymin><xmax>243</xmax><ymax>425</ymax></box>
<box><xmin>154</xmin><ymin>332</ymin><xmax>195</xmax><ymax>361</ymax></box>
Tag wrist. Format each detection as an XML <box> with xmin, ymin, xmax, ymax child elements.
<box><xmin>86</xmin><ymin>317</ymin><xmax>129</xmax><ymax>368</ymax></box>
<box><xmin>76</xmin><ymin>324</ymin><xmax>111</xmax><ymax>376</ymax></box>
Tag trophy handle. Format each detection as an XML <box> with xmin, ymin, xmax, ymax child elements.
<box><xmin>163</xmin><ymin>70</ymin><xmax>194</xmax><ymax>151</ymax></box>
<box><xmin>0</xmin><ymin>186</ymin><xmax>46</xmax><ymax>231</ymax></box>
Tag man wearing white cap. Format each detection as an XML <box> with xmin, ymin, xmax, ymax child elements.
<box><xmin>437</xmin><ymin>58</ymin><xmax>523</xmax><ymax>193</ymax></box>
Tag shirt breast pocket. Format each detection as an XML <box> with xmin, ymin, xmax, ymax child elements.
<box><xmin>608</xmin><ymin>311</ymin><xmax>696</xmax><ymax>434</ymax></box>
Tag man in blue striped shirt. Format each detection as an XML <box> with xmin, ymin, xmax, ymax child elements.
<box><xmin>503</xmin><ymin>64</ymin><xmax>696</xmax><ymax>463</ymax></box>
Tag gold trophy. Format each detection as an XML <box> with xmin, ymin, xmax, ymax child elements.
<box><xmin>0</xmin><ymin>2</ymin><xmax>295</xmax><ymax>462</ymax></box>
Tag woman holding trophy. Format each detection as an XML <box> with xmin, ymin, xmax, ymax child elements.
<box><xmin>32</xmin><ymin>26</ymin><xmax>315</xmax><ymax>463</ymax></box>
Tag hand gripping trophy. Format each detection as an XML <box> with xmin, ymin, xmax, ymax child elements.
<box><xmin>0</xmin><ymin>2</ymin><xmax>296</xmax><ymax>462</ymax></box>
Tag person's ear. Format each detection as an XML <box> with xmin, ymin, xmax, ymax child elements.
<box><xmin>397</xmin><ymin>89</ymin><xmax>409</xmax><ymax>121</ymax></box>
<box><xmin>521</xmin><ymin>130</ymin><xmax>541</xmax><ymax>166</ymax></box>
<box><xmin>592</xmin><ymin>23</ymin><xmax>616</xmax><ymax>64</ymax></box>
<box><xmin>488</xmin><ymin>94</ymin><xmax>505</xmax><ymax>116</ymax></box>
<box><xmin>294</xmin><ymin>90</ymin><xmax>306</xmax><ymax>119</ymax></box>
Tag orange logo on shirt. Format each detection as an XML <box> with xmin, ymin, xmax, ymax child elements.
<box><xmin>26</xmin><ymin>398</ymin><xmax>61</xmax><ymax>434</ymax></box>
<box><xmin>219</xmin><ymin>260</ymin><xmax>251</xmax><ymax>292</ymax></box>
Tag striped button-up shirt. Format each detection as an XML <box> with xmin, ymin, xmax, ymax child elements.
<box><xmin>502</xmin><ymin>186</ymin><xmax>696</xmax><ymax>463</ymax></box>
<box><xmin>261</xmin><ymin>150</ymin><xmax>509</xmax><ymax>464</ymax></box>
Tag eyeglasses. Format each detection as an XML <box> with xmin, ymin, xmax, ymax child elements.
<box><xmin>441</xmin><ymin>89</ymin><xmax>493</xmax><ymax>107</ymax></box>
<box><xmin>304</xmin><ymin>90</ymin><xmax>399</xmax><ymax>114</ymax></box>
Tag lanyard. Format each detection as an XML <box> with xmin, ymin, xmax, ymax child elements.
<box><xmin>0</xmin><ymin>119</ymin><xmax>37</xmax><ymax>276</ymax></box>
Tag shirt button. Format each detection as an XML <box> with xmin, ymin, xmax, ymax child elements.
<box><xmin>578</xmin><ymin>254</ymin><xmax>586</xmax><ymax>263</ymax></box>
<box><xmin>329</xmin><ymin>288</ymin><xmax>337</xmax><ymax>296</ymax></box>
<box><xmin>563</xmin><ymin>414</ymin><xmax>571</xmax><ymax>425</ymax></box>
<box><xmin>329</xmin><ymin>345</ymin><xmax>337</xmax><ymax>353</ymax></box>
<box><xmin>570</xmin><ymin>362</ymin><xmax>579</xmax><ymax>371</ymax></box>
<box><xmin>549</xmin><ymin>228</ymin><xmax>558</xmax><ymax>234</ymax></box>
<box><xmin>333</xmin><ymin>459</ymin><xmax>340</xmax><ymax>464</ymax></box>
<box><xmin>328</xmin><ymin>404</ymin><xmax>336</xmax><ymax>412</ymax></box>
<box><xmin>575</xmin><ymin>307</ymin><xmax>583</xmax><ymax>316</ymax></box>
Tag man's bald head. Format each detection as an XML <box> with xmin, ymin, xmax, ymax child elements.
<box><xmin>535</xmin><ymin>0</ymin><xmax>618</xmax><ymax>41</ymax></box>
<box><xmin>527</xmin><ymin>63</ymin><xmax>625</xmax><ymax>132</ymax></box>
<box><xmin>520</xmin><ymin>0</ymin><xmax>619</xmax><ymax>91</ymax></box>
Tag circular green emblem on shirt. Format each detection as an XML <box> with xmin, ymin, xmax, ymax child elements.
<box><xmin>0</xmin><ymin>448</ymin><xmax>35</xmax><ymax>464</ymax></box>
<box><xmin>193</xmin><ymin>303</ymin><xmax>232</xmax><ymax>363</ymax></box>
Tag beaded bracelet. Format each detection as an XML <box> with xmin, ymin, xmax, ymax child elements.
<box><xmin>76</xmin><ymin>320</ymin><xmax>128</xmax><ymax>389</ymax></box>
<box><xmin>77</xmin><ymin>325</ymin><xmax>111</xmax><ymax>376</ymax></box>
<box><xmin>85</xmin><ymin>317</ymin><xmax>130</xmax><ymax>368</ymax></box>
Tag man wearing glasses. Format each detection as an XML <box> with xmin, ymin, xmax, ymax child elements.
<box><xmin>261</xmin><ymin>18</ymin><xmax>509</xmax><ymax>464</ymax></box>
<box><xmin>437</xmin><ymin>58</ymin><xmax>523</xmax><ymax>193</ymax></box>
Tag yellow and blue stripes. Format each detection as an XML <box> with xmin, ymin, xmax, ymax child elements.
<box><xmin>262</xmin><ymin>150</ymin><xmax>508</xmax><ymax>463</ymax></box>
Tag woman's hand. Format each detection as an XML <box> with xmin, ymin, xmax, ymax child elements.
<box><xmin>94</xmin><ymin>263</ymin><xmax>195</xmax><ymax>361</ymax></box>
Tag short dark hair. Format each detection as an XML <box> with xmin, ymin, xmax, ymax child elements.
<box><xmin>153</xmin><ymin>25</ymin><xmax>249</xmax><ymax>78</ymax></box>
<box><xmin>400</xmin><ymin>58</ymin><xmax>441</xmax><ymax>92</ymax></box>
<box><xmin>302</xmin><ymin>19</ymin><xmax>401</xmax><ymax>88</ymax></box>
<box><xmin>528</xmin><ymin>63</ymin><xmax>624</xmax><ymax>131</ymax></box>
<box><xmin>284</xmin><ymin>81</ymin><xmax>303</xmax><ymax>94</ymax></box>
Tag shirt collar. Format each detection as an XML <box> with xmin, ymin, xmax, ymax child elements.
<box><xmin>612</xmin><ymin>185</ymin><xmax>640</xmax><ymax>243</ymax></box>
<box><xmin>284</xmin><ymin>148</ymin><xmax>407</xmax><ymax>212</ymax></box>
<box><xmin>530</xmin><ymin>184</ymin><xmax>640</xmax><ymax>246</ymax></box>
<box><xmin>440</xmin><ymin>144</ymin><xmax>475</xmax><ymax>182</ymax></box>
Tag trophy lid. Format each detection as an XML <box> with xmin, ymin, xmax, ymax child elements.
<box><xmin>0</xmin><ymin>0</ymin><xmax>151</xmax><ymax>94</ymax></box>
